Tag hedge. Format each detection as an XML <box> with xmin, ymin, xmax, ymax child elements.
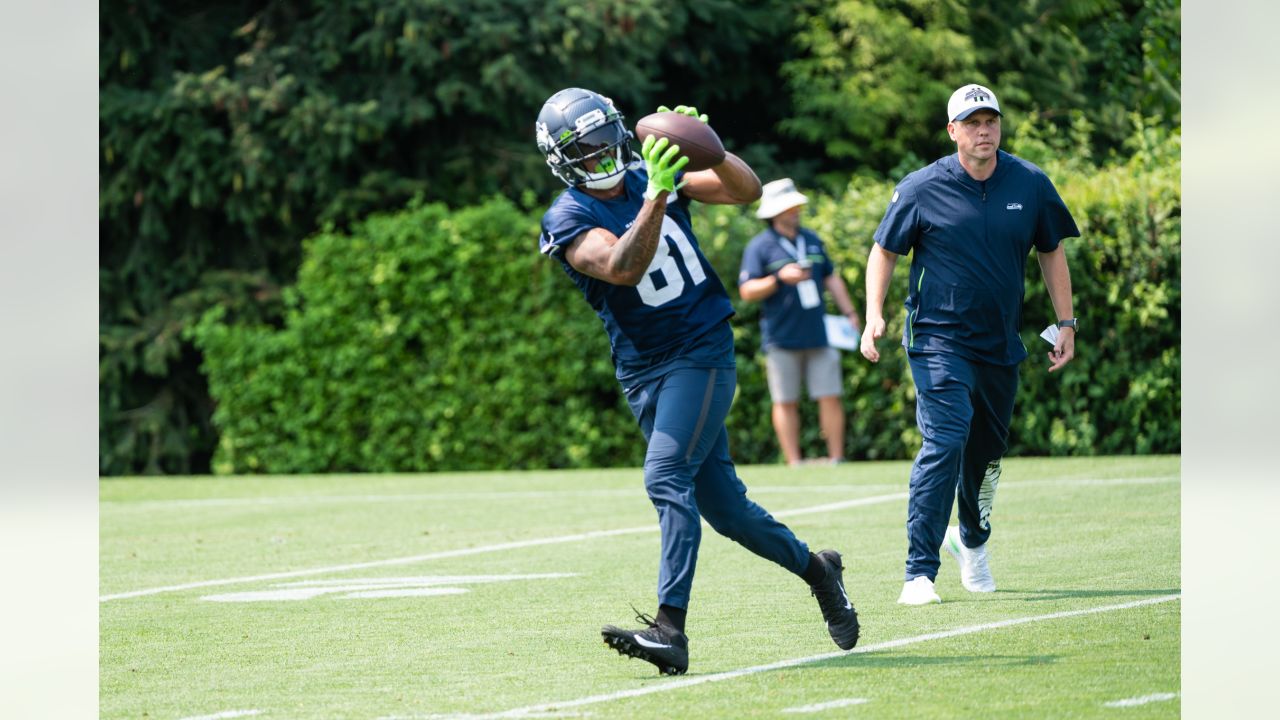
<box><xmin>192</xmin><ymin>133</ymin><xmax>1179</xmax><ymax>473</ymax></box>
<box><xmin>192</xmin><ymin>198</ymin><xmax>640</xmax><ymax>473</ymax></box>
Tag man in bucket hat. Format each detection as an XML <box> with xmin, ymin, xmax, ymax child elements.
<box><xmin>739</xmin><ymin>178</ymin><xmax>861</xmax><ymax>466</ymax></box>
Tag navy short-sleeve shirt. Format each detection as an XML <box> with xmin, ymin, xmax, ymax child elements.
<box><xmin>738</xmin><ymin>227</ymin><xmax>835</xmax><ymax>350</ymax></box>
<box><xmin>539</xmin><ymin>164</ymin><xmax>735</xmax><ymax>383</ymax></box>
<box><xmin>873</xmin><ymin>150</ymin><xmax>1079</xmax><ymax>365</ymax></box>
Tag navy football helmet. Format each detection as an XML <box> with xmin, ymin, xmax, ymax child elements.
<box><xmin>536</xmin><ymin>88</ymin><xmax>634</xmax><ymax>189</ymax></box>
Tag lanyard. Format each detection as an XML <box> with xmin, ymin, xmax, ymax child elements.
<box><xmin>776</xmin><ymin>234</ymin><xmax>806</xmax><ymax>262</ymax></box>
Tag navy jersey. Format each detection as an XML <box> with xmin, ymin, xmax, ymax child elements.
<box><xmin>539</xmin><ymin>164</ymin><xmax>736</xmax><ymax>382</ymax></box>
<box><xmin>874</xmin><ymin>150</ymin><xmax>1079</xmax><ymax>365</ymax></box>
<box><xmin>738</xmin><ymin>227</ymin><xmax>835</xmax><ymax>350</ymax></box>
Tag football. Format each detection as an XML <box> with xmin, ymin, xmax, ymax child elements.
<box><xmin>634</xmin><ymin>112</ymin><xmax>726</xmax><ymax>171</ymax></box>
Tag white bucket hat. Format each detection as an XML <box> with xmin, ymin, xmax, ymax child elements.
<box><xmin>947</xmin><ymin>83</ymin><xmax>1001</xmax><ymax>122</ymax></box>
<box><xmin>755</xmin><ymin>178</ymin><xmax>809</xmax><ymax>219</ymax></box>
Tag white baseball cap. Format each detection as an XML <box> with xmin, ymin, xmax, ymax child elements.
<box><xmin>947</xmin><ymin>84</ymin><xmax>1001</xmax><ymax>122</ymax></box>
<box><xmin>755</xmin><ymin>178</ymin><xmax>809</xmax><ymax>219</ymax></box>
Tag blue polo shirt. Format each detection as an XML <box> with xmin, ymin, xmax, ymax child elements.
<box><xmin>539</xmin><ymin>164</ymin><xmax>736</xmax><ymax>383</ymax></box>
<box><xmin>738</xmin><ymin>226</ymin><xmax>835</xmax><ymax>350</ymax></box>
<box><xmin>873</xmin><ymin>150</ymin><xmax>1079</xmax><ymax>365</ymax></box>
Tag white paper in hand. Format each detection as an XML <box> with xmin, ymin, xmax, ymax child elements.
<box><xmin>1040</xmin><ymin>324</ymin><xmax>1060</xmax><ymax>346</ymax></box>
<box><xmin>825</xmin><ymin>314</ymin><xmax>861</xmax><ymax>351</ymax></box>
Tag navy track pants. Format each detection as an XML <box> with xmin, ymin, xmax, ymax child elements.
<box><xmin>905</xmin><ymin>351</ymin><xmax>1018</xmax><ymax>581</ymax></box>
<box><xmin>625</xmin><ymin>365</ymin><xmax>810</xmax><ymax>608</ymax></box>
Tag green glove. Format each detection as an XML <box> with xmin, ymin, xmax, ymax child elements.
<box><xmin>641</xmin><ymin>134</ymin><xmax>689</xmax><ymax>201</ymax></box>
<box><xmin>657</xmin><ymin>104</ymin><xmax>709</xmax><ymax>123</ymax></box>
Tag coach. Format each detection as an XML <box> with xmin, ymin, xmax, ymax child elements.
<box><xmin>860</xmin><ymin>83</ymin><xmax>1080</xmax><ymax>605</ymax></box>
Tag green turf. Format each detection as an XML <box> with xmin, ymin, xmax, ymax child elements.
<box><xmin>100</xmin><ymin>456</ymin><xmax>1180</xmax><ymax>718</ymax></box>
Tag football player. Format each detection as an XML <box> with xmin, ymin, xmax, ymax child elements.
<box><xmin>536</xmin><ymin>87</ymin><xmax>861</xmax><ymax>675</ymax></box>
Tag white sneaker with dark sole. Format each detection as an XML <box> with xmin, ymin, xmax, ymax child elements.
<box><xmin>943</xmin><ymin>526</ymin><xmax>996</xmax><ymax>592</ymax></box>
<box><xmin>897</xmin><ymin>576</ymin><xmax>942</xmax><ymax>605</ymax></box>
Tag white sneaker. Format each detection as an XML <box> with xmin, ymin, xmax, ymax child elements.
<box><xmin>897</xmin><ymin>576</ymin><xmax>942</xmax><ymax>605</ymax></box>
<box><xmin>942</xmin><ymin>526</ymin><xmax>996</xmax><ymax>592</ymax></box>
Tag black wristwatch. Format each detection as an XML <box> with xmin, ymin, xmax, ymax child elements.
<box><xmin>1056</xmin><ymin>318</ymin><xmax>1079</xmax><ymax>331</ymax></box>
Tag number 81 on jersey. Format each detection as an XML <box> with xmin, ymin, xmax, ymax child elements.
<box><xmin>635</xmin><ymin>217</ymin><xmax>707</xmax><ymax>307</ymax></box>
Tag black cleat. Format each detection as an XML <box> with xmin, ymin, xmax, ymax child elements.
<box><xmin>810</xmin><ymin>549</ymin><xmax>860</xmax><ymax>650</ymax></box>
<box><xmin>601</xmin><ymin>612</ymin><xmax>689</xmax><ymax>676</ymax></box>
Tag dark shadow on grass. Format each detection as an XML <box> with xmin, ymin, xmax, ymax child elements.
<box><xmin>618</xmin><ymin>653</ymin><xmax>1061</xmax><ymax>678</ymax></box>
<box><xmin>995</xmin><ymin>588</ymin><xmax>1181</xmax><ymax>602</ymax></box>
<box><xmin>808</xmin><ymin>653</ymin><xmax>1063</xmax><ymax>670</ymax></box>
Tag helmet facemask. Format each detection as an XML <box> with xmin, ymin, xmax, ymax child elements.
<box><xmin>537</xmin><ymin>90</ymin><xmax>634</xmax><ymax>189</ymax></box>
<box><xmin>570</xmin><ymin>142</ymin><xmax>628</xmax><ymax>189</ymax></box>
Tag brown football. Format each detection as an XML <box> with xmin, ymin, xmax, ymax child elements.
<box><xmin>634</xmin><ymin>111</ymin><xmax>726</xmax><ymax>171</ymax></box>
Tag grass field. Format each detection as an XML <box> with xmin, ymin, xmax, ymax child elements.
<box><xmin>100</xmin><ymin>455</ymin><xmax>1180</xmax><ymax>719</ymax></box>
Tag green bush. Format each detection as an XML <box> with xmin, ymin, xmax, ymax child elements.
<box><xmin>704</xmin><ymin>124</ymin><xmax>1182</xmax><ymax>462</ymax></box>
<box><xmin>693</xmin><ymin>176</ymin><xmax>921</xmax><ymax>463</ymax></box>
<box><xmin>194</xmin><ymin>129</ymin><xmax>1179</xmax><ymax>473</ymax></box>
<box><xmin>1009</xmin><ymin>121</ymin><xmax>1182</xmax><ymax>455</ymax></box>
<box><xmin>190</xmin><ymin>197</ymin><xmax>642</xmax><ymax>473</ymax></box>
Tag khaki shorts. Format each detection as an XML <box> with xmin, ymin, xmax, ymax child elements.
<box><xmin>764</xmin><ymin>346</ymin><xmax>843</xmax><ymax>403</ymax></box>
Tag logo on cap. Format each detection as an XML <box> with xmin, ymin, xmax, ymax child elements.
<box><xmin>948</xmin><ymin>83</ymin><xmax>1000</xmax><ymax>122</ymax></box>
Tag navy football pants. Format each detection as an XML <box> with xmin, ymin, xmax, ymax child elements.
<box><xmin>905</xmin><ymin>351</ymin><xmax>1018</xmax><ymax>581</ymax></box>
<box><xmin>625</xmin><ymin>365</ymin><xmax>811</xmax><ymax>609</ymax></box>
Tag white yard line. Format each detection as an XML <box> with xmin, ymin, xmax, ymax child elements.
<box><xmin>102</xmin><ymin>490</ymin><xmax>639</xmax><ymax>509</ymax></box>
<box><xmin>178</xmin><ymin>710</ymin><xmax>263</xmax><ymax>720</ymax></box>
<box><xmin>1103</xmin><ymin>692</ymin><xmax>1179</xmax><ymax>707</ymax></box>
<box><xmin>100</xmin><ymin>476</ymin><xmax>1179</xmax><ymax>510</ymax></box>
<box><xmin>99</xmin><ymin>493</ymin><xmax>907</xmax><ymax>601</ymax></box>
<box><xmin>100</xmin><ymin>486</ymin><xmax>902</xmax><ymax>510</ymax></box>
<box><xmin>782</xmin><ymin>697</ymin><xmax>870</xmax><ymax>713</ymax></box>
<box><xmin>101</xmin><ymin>474</ymin><xmax>1180</xmax><ymax>603</ymax></box>
<box><xmin>379</xmin><ymin>595</ymin><xmax>1180</xmax><ymax>720</ymax></box>
<box><xmin>1018</xmin><ymin>476</ymin><xmax>1178</xmax><ymax>487</ymax></box>
<box><xmin>99</xmin><ymin>526</ymin><xmax>648</xmax><ymax>602</ymax></box>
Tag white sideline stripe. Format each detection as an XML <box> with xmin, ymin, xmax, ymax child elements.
<box><xmin>100</xmin><ymin>527</ymin><xmax>648</xmax><ymax>601</ymax></box>
<box><xmin>100</xmin><ymin>475</ymin><xmax>1178</xmax><ymax>603</ymax></box>
<box><xmin>99</xmin><ymin>475</ymin><xmax>1179</xmax><ymax>510</ymax></box>
<box><xmin>782</xmin><ymin>697</ymin><xmax>870</xmax><ymax>713</ymax></box>
<box><xmin>407</xmin><ymin>707</ymin><xmax>591</xmax><ymax>712</ymax></box>
<box><xmin>99</xmin><ymin>486</ymin><xmax>902</xmax><ymax>510</ymax></box>
<box><xmin>199</xmin><ymin>574</ymin><xmax>578</xmax><ymax>603</ymax></box>
<box><xmin>379</xmin><ymin>595</ymin><xmax>1180</xmax><ymax>720</ymax></box>
<box><xmin>279</xmin><ymin>574</ymin><xmax>577</xmax><ymax>587</ymax></box>
<box><xmin>1103</xmin><ymin>692</ymin><xmax>1179</xmax><ymax>707</ymax></box>
<box><xmin>1018</xmin><ymin>475</ymin><xmax>1178</xmax><ymax>487</ymax></box>
<box><xmin>178</xmin><ymin>710</ymin><xmax>263</xmax><ymax>720</ymax></box>
<box><xmin>100</xmin><ymin>486</ymin><xmax>883</xmax><ymax>509</ymax></box>
<box><xmin>100</xmin><ymin>493</ymin><xmax>905</xmax><ymax>602</ymax></box>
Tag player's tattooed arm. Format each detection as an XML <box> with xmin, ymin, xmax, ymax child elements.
<box><xmin>564</xmin><ymin>199</ymin><xmax>668</xmax><ymax>286</ymax></box>
<box><xmin>681</xmin><ymin>152</ymin><xmax>762</xmax><ymax>206</ymax></box>
<box><xmin>564</xmin><ymin>135</ymin><xmax>685</xmax><ymax>285</ymax></box>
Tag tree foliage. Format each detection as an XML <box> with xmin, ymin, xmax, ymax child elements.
<box><xmin>100</xmin><ymin>0</ymin><xmax>793</xmax><ymax>474</ymax></box>
<box><xmin>781</xmin><ymin>0</ymin><xmax>975</xmax><ymax>176</ymax></box>
<box><xmin>779</xmin><ymin>0</ymin><xmax>1181</xmax><ymax>180</ymax></box>
<box><xmin>101</xmin><ymin>0</ymin><xmax>1180</xmax><ymax>474</ymax></box>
